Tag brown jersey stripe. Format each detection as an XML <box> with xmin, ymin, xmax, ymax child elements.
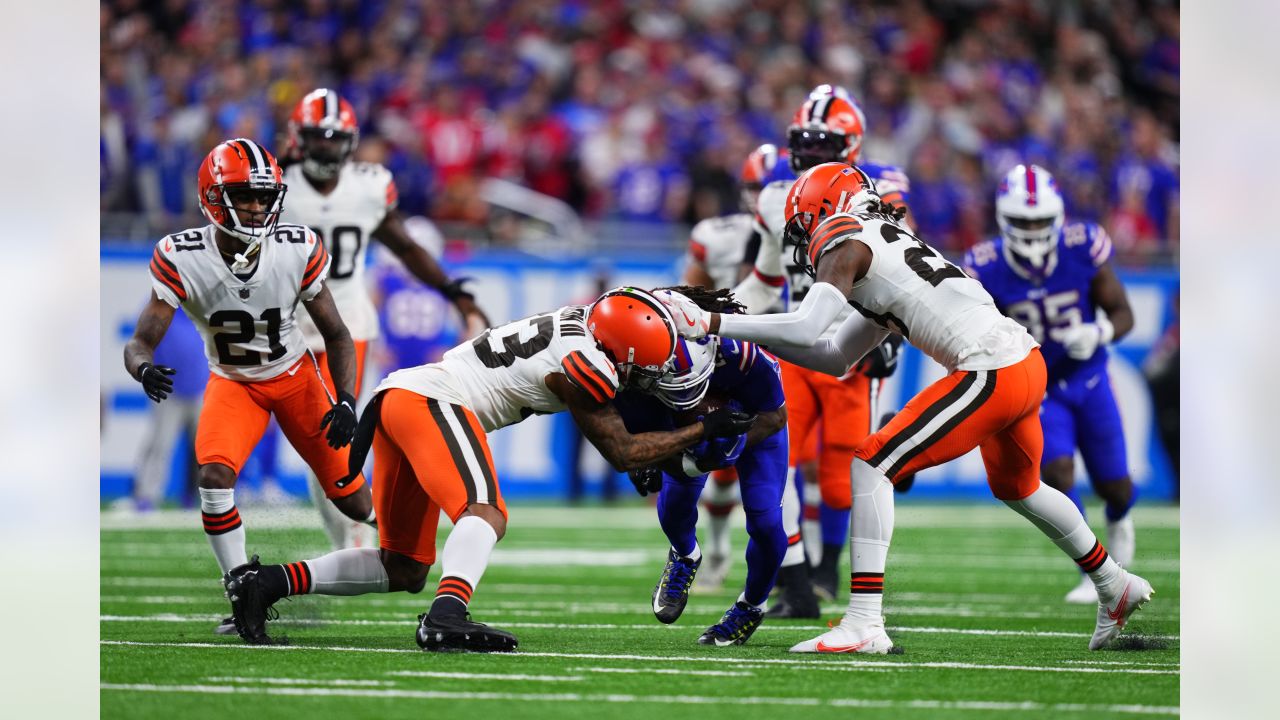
<box><xmin>807</xmin><ymin>219</ymin><xmax>863</xmax><ymax>266</ymax></box>
<box><xmin>562</xmin><ymin>353</ymin><xmax>609</xmax><ymax>403</ymax></box>
<box><xmin>152</xmin><ymin>248</ymin><xmax>181</xmax><ymax>277</ymax></box>
<box><xmin>302</xmin><ymin>245</ymin><xmax>328</xmax><ymax>289</ymax></box>
<box><xmin>150</xmin><ymin>259</ymin><xmax>187</xmax><ymax>300</ymax></box>
<box><xmin>571</xmin><ymin>352</ymin><xmax>618</xmax><ymax>398</ymax></box>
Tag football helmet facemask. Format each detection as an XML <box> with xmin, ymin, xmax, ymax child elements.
<box><xmin>289</xmin><ymin>88</ymin><xmax>360</xmax><ymax>180</ymax></box>
<box><xmin>996</xmin><ymin>164</ymin><xmax>1064</xmax><ymax>279</ymax></box>
<box><xmin>656</xmin><ymin>336</ymin><xmax>717</xmax><ymax>411</ymax></box>
<box><xmin>587</xmin><ymin>287</ymin><xmax>678</xmax><ymax>393</ymax></box>
<box><xmin>197</xmin><ymin>138</ymin><xmax>286</xmax><ymax>247</ymax></box>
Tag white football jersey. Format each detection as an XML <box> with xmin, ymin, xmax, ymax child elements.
<box><xmin>281</xmin><ymin>161</ymin><xmax>397</xmax><ymax>348</ymax></box>
<box><xmin>757</xmin><ymin>179</ymin><xmax>852</xmax><ymax>338</ymax></box>
<box><xmin>149</xmin><ymin>224</ymin><xmax>330</xmax><ymax>382</ymax></box>
<box><xmin>809</xmin><ymin>211</ymin><xmax>1037</xmax><ymax>372</ymax></box>
<box><xmin>688</xmin><ymin>213</ymin><xmax>753</xmax><ymax>290</ymax></box>
<box><xmin>377</xmin><ymin>305</ymin><xmax>620</xmax><ymax>432</ymax></box>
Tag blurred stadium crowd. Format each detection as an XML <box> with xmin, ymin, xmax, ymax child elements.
<box><xmin>100</xmin><ymin>0</ymin><xmax>1178</xmax><ymax>261</ymax></box>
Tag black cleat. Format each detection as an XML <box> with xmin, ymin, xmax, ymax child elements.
<box><xmin>223</xmin><ymin>555</ymin><xmax>280</xmax><ymax>645</ymax></box>
<box><xmin>811</xmin><ymin>543</ymin><xmax>842</xmax><ymax>601</ymax></box>
<box><xmin>416</xmin><ymin>612</ymin><xmax>518</xmax><ymax>653</ymax></box>
<box><xmin>651</xmin><ymin>548</ymin><xmax>701</xmax><ymax>624</ymax></box>
<box><xmin>699</xmin><ymin>601</ymin><xmax>765</xmax><ymax>646</ymax></box>
<box><xmin>766</xmin><ymin>563</ymin><xmax>821</xmax><ymax>618</ymax></box>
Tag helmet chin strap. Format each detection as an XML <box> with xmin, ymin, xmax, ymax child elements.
<box><xmin>230</xmin><ymin>237</ymin><xmax>261</xmax><ymax>273</ymax></box>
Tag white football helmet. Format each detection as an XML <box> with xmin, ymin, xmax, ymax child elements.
<box><xmin>656</xmin><ymin>336</ymin><xmax>717</xmax><ymax>411</ymax></box>
<box><xmin>996</xmin><ymin>164</ymin><xmax>1065</xmax><ymax>278</ymax></box>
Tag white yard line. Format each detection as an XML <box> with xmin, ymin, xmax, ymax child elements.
<box><xmin>387</xmin><ymin>671</ymin><xmax>583</xmax><ymax>682</ymax></box>
<box><xmin>99</xmin><ymin>641</ymin><xmax>1178</xmax><ymax>675</ymax></box>
<box><xmin>571</xmin><ymin>666</ymin><xmax>754</xmax><ymax>677</ymax></box>
<box><xmin>202</xmin><ymin>676</ymin><xmax>392</xmax><ymax>687</ymax></box>
<box><xmin>99</xmin><ymin>682</ymin><xmax>1179</xmax><ymax>715</ymax></box>
<box><xmin>99</xmin><ymin>613</ymin><xmax>1180</xmax><ymax>641</ymax></box>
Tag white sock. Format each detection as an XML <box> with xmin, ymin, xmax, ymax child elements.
<box><xmin>802</xmin><ymin>477</ymin><xmax>823</xmax><ymax>567</ymax></box>
<box><xmin>847</xmin><ymin>459</ymin><xmax>893</xmax><ymax>621</ymax></box>
<box><xmin>737</xmin><ymin>591</ymin><xmax>762</xmax><ymax>611</ymax></box>
<box><xmin>681</xmin><ymin>544</ymin><xmax>703</xmax><ymax>563</ymax></box>
<box><xmin>780</xmin><ymin>467</ymin><xmax>805</xmax><ymax>567</ymax></box>
<box><xmin>307</xmin><ymin>473</ymin><xmax>350</xmax><ymax>550</ymax></box>
<box><xmin>1003</xmin><ymin>482</ymin><xmax>1125</xmax><ymax>595</ymax></box>
<box><xmin>1106</xmin><ymin>515</ymin><xmax>1136</xmax><ymax>567</ymax></box>
<box><xmin>303</xmin><ymin>548</ymin><xmax>390</xmax><ymax>595</ymax></box>
<box><xmin>433</xmin><ymin>515</ymin><xmax>499</xmax><ymax>612</ymax></box>
<box><xmin>200</xmin><ymin>487</ymin><xmax>247</xmax><ymax>575</ymax></box>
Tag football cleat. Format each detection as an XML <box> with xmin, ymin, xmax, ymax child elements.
<box><xmin>651</xmin><ymin>548</ymin><xmax>701</xmax><ymax>624</ymax></box>
<box><xmin>1090</xmin><ymin>571</ymin><xmax>1154</xmax><ymax>651</ymax></box>
<box><xmin>416</xmin><ymin>612</ymin><xmax>518</xmax><ymax>653</ymax></box>
<box><xmin>765</xmin><ymin>564</ymin><xmax>821</xmax><ymax>619</ymax></box>
<box><xmin>790</xmin><ymin>615</ymin><xmax>894</xmax><ymax>654</ymax></box>
<box><xmin>1064</xmin><ymin>575</ymin><xmax>1100</xmax><ymax>604</ymax></box>
<box><xmin>223</xmin><ymin>555</ymin><xmax>280</xmax><ymax>645</ymax></box>
<box><xmin>213</xmin><ymin>615</ymin><xmax>237</xmax><ymax>636</ymax></box>
<box><xmin>692</xmin><ymin>551</ymin><xmax>732</xmax><ymax>594</ymax></box>
<box><xmin>699</xmin><ymin>601</ymin><xmax>765</xmax><ymax>647</ymax></box>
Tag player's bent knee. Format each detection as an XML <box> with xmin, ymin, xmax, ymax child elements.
<box><xmin>462</xmin><ymin>503</ymin><xmax>507</xmax><ymax>540</ymax></box>
<box><xmin>330</xmin><ymin>486</ymin><xmax>373</xmax><ymax>521</ymax></box>
<box><xmin>1040</xmin><ymin>457</ymin><xmax>1075</xmax><ymax>491</ymax></box>
<box><xmin>380</xmin><ymin>550</ymin><xmax>429</xmax><ymax>593</ymax></box>
<box><xmin>1093</xmin><ymin>476</ymin><xmax>1133</xmax><ymax>508</ymax></box>
<box><xmin>989</xmin><ymin>475</ymin><xmax>1040</xmax><ymax>502</ymax></box>
<box><xmin>197</xmin><ymin>463</ymin><xmax>236</xmax><ymax>489</ymax></box>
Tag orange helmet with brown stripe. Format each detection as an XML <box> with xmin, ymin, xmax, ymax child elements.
<box><xmin>197</xmin><ymin>137</ymin><xmax>287</xmax><ymax>247</ymax></box>
<box><xmin>586</xmin><ymin>287</ymin><xmax>678</xmax><ymax>393</ymax></box>
<box><xmin>783</xmin><ymin>162</ymin><xmax>877</xmax><ymax>277</ymax></box>
<box><xmin>787</xmin><ymin>95</ymin><xmax>865</xmax><ymax>173</ymax></box>
<box><xmin>288</xmin><ymin>88</ymin><xmax>360</xmax><ymax>180</ymax></box>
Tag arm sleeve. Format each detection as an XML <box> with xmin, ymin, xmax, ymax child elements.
<box><xmin>764</xmin><ymin>311</ymin><xmax>890</xmax><ymax>377</ymax></box>
<box><xmin>717</xmin><ymin>281</ymin><xmax>847</xmax><ymax>347</ymax></box>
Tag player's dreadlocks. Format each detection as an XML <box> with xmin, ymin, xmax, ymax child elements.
<box><xmin>654</xmin><ymin>285</ymin><xmax>746</xmax><ymax>315</ymax></box>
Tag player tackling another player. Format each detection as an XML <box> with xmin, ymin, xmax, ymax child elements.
<box><xmin>223</xmin><ymin>287</ymin><xmax>756</xmax><ymax>649</ymax></box>
<box><xmin>658</xmin><ymin>161</ymin><xmax>1154</xmax><ymax>653</ymax></box>
<box><xmin>123</xmin><ymin>138</ymin><xmax>373</xmax><ymax>626</ymax></box>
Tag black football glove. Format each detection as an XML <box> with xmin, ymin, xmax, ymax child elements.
<box><xmin>137</xmin><ymin>362</ymin><xmax>176</xmax><ymax>403</ymax></box>
<box><xmin>628</xmin><ymin>466</ymin><xmax>663</xmax><ymax>497</ymax></box>
<box><xmin>857</xmin><ymin>335</ymin><xmax>904</xmax><ymax>379</ymax></box>
<box><xmin>700</xmin><ymin>407</ymin><xmax>757</xmax><ymax>440</ymax></box>
<box><xmin>321</xmin><ymin>391</ymin><xmax>358</xmax><ymax>449</ymax></box>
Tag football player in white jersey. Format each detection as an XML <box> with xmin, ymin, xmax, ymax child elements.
<box><xmin>658</xmin><ymin>162</ymin><xmax>1155</xmax><ymax>654</ymax></box>
<box><xmin>680</xmin><ymin>143</ymin><xmax>783</xmax><ymax>592</ymax></box>
<box><xmin>123</xmin><ymin>138</ymin><xmax>373</xmax><ymax>639</ymax></box>
<box><xmin>281</xmin><ymin>88</ymin><xmax>491</xmax><ymax>551</ymax></box>
<box><xmin>221</xmin><ymin>288</ymin><xmax>757</xmax><ymax>649</ymax></box>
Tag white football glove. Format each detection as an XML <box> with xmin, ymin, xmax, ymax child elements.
<box><xmin>1050</xmin><ymin>316</ymin><xmax>1115</xmax><ymax>361</ymax></box>
<box><xmin>654</xmin><ymin>289</ymin><xmax>710</xmax><ymax>339</ymax></box>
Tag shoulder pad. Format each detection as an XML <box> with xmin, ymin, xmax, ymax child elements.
<box><xmin>807</xmin><ymin>213</ymin><xmax>864</xmax><ymax>269</ymax></box>
<box><xmin>560</xmin><ymin>346</ymin><xmax>620</xmax><ymax>404</ymax></box>
<box><xmin>1062</xmin><ymin>222</ymin><xmax>1113</xmax><ymax>267</ymax></box>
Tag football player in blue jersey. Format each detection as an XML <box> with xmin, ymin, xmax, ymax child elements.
<box><xmin>964</xmin><ymin>164</ymin><xmax>1138</xmax><ymax>604</ymax></box>
<box><xmin>616</xmin><ymin>287</ymin><xmax>789</xmax><ymax>646</ymax></box>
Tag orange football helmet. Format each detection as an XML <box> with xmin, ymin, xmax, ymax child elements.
<box><xmin>197</xmin><ymin>138</ymin><xmax>286</xmax><ymax>246</ymax></box>
<box><xmin>783</xmin><ymin>162</ymin><xmax>877</xmax><ymax>276</ymax></box>
<box><xmin>786</xmin><ymin>95</ymin><xmax>865</xmax><ymax>173</ymax></box>
<box><xmin>739</xmin><ymin>143</ymin><xmax>780</xmax><ymax>212</ymax></box>
<box><xmin>587</xmin><ymin>287</ymin><xmax>678</xmax><ymax>392</ymax></box>
<box><xmin>288</xmin><ymin>88</ymin><xmax>360</xmax><ymax>180</ymax></box>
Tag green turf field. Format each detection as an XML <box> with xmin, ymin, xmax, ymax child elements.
<box><xmin>101</xmin><ymin>502</ymin><xmax>1179</xmax><ymax>718</ymax></box>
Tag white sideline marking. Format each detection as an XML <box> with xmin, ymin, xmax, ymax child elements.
<box><xmin>99</xmin><ymin>641</ymin><xmax>1178</xmax><ymax>675</ymax></box>
<box><xmin>99</xmin><ymin>683</ymin><xmax>1180</xmax><ymax>715</ymax></box>
<box><xmin>387</xmin><ymin>671</ymin><xmax>583</xmax><ymax>683</ymax></box>
<box><xmin>571</xmin><ymin>667</ymin><xmax>754</xmax><ymax>678</ymax></box>
<box><xmin>100</xmin><ymin>613</ymin><xmax>1179</xmax><ymax>641</ymax></box>
<box><xmin>202</xmin><ymin>676</ymin><xmax>392</xmax><ymax>687</ymax></box>
<box><xmin>1064</xmin><ymin>660</ymin><xmax>1181</xmax><ymax>668</ymax></box>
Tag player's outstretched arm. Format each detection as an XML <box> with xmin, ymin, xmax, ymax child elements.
<box><xmin>124</xmin><ymin>292</ymin><xmax>177</xmax><ymax>403</ymax></box>
<box><xmin>767</xmin><ymin>310</ymin><xmax>890</xmax><ymax>377</ymax></box>
<box><xmin>373</xmin><ymin>209</ymin><xmax>491</xmax><ymax>338</ymax></box>
<box><xmin>548</xmin><ymin>374</ymin><xmax>755</xmax><ymax>472</ymax></box>
<box><xmin>306</xmin><ymin>285</ymin><xmax>359</xmax><ymax>448</ymax></box>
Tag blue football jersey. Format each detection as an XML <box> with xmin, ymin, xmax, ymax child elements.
<box><xmin>375</xmin><ymin>268</ymin><xmax>461</xmax><ymax>371</ymax></box>
<box><xmin>963</xmin><ymin>222</ymin><xmax>1114</xmax><ymax>383</ymax></box>
<box><xmin>860</xmin><ymin>161</ymin><xmax>912</xmax><ymax>209</ymax></box>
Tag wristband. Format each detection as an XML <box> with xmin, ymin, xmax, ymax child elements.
<box><xmin>440</xmin><ymin>277</ymin><xmax>475</xmax><ymax>302</ymax></box>
<box><xmin>1096</xmin><ymin>316</ymin><xmax>1115</xmax><ymax>345</ymax></box>
<box><xmin>681</xmin><ymin>453</ymin><xmax>703</xmax><ymax>477</ymax></box>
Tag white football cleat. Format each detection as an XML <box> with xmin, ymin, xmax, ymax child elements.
<box><xmin>1106</xmin><ymin>515</ymin><xmax>1136</xmax><ymax>568</ymax></box>
<box><xmin>1090</xmin><ymin>571</ymin><xmax>1154</xmax><ymax>650</ymax></box>
<box><xmin>1064</xmin><ymin>575</ymin><xmax>1099</xmax><ymax>604</ymax></box>
<box><xmin>693</xmin><ymin>553</ymin><xmax>731</xmax><ymax>594</ymax></box>
<box><xmin>789</xmin><ymin>615</ymin><xmax>893</xmax><ymax>654</ymax></box>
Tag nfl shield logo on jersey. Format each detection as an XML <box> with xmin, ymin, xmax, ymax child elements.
<box><xmin>239</xmin><ymin>288</ymin><xmax>251</xmax><ymax>300</ymax></box>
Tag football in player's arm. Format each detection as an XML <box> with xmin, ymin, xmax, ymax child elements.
<box><xmin>219</xmin><ymin>288</ymin><xmax>756</xmax><ymax>651</ymax></box>
<box><xmin>655</xmin><ymin>161</ymin><xmax>1154</xmax><ymax>656</ymax></box>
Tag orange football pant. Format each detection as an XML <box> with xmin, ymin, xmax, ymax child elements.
<box><xmin>780</xmin><ymin>360</ymin><xmax>873</xmax><ymax>510</ymax></box>
<box><xmin>195</xmin><ymin>354</ymin><xmax>365</xmax><ymax>498</ymax></box>
<box><xmin>855</xmin><ymin>349</ymin><xmax>1047</xmax><ymax>501</ymax></box>
<box><xmin>372</xmin><ymin>389</ymin><xmax>507</xmax><ymax>566</ymax></box>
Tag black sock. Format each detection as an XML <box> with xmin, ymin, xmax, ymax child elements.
<box><xmin>817</xmin><ymin>543</ymin><xmax>843</xmax><ymax>581</ymax></box>
<box><xmin>258</xmin><ymin>564</ymin><xmax>290</xmax><ymax>603</ymax></box>
<box><xmin>429</xmin><ymin>594</ymin><xmax>468</xmax><ymax>619</ymax></box>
